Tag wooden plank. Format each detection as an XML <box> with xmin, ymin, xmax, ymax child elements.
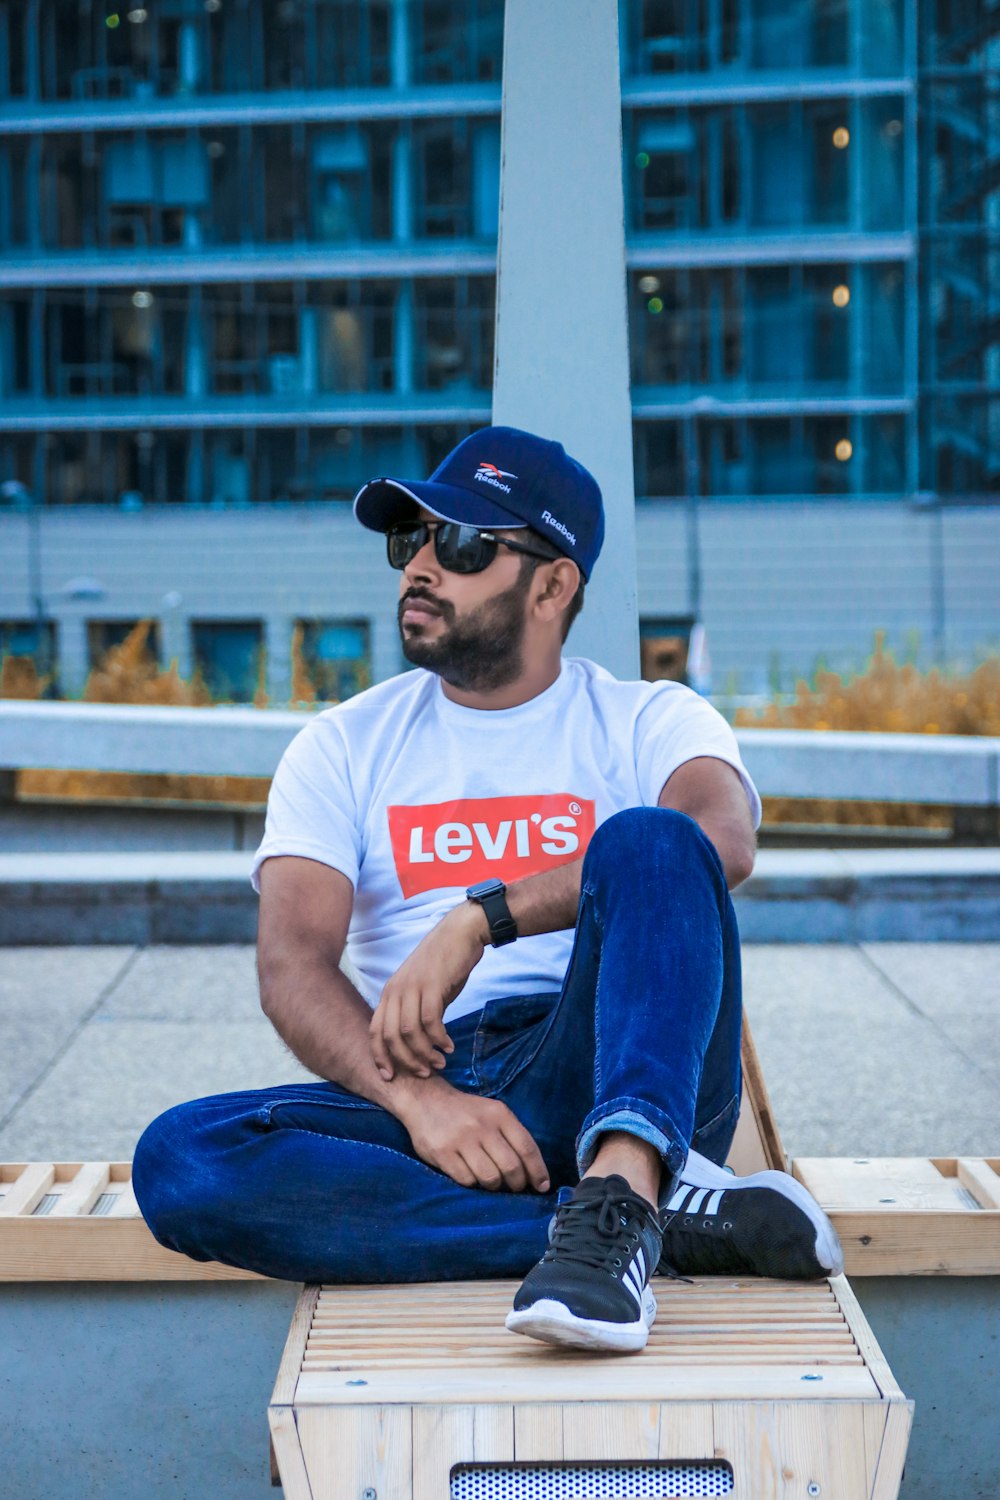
<box><xmin>296</xmin><ymin>1361</ymin><xmax>879</xmax><ymax>1406</ymax></box>
<box><xmin>826</xmin><ymin>1209</ymin><xmax>1000</xmax><ymax>1276</ymax></box>
<box><xmin>657</xmin><ymin>1403</ymin><xmax>715</xmax><ymax>1459</ymax></box>
<box><xmin>267</xmin><ymin>1406</ymin><xmax>314</xmax><ymax>1500</ymax></box>
<box><xmin>513</xmin><ymin>1404</ymin><xmax>564</xmax><ymax>1460</ymax></box>
<box><xmin>729</xmin><ymin>1016</ymin><xmax>787</xmax><ymax>1174</ymax></box>
<box><xmin>412</xmin><ymin>1406</ymin><xmax>513</xmax><ymax>1500</ymax></box>
<box><xmin>870</xmin><ymin>1399</ymin><xmax>914</xmax><ymax>1500</ymax></box>
<box><xmin>0</xmin><ymin>1163</ymin><xmax>54</xmax><ymax>1217</ymax></box>
<box><xmin>561</xmin><ymin>1403</ymin><xmax>661</xmax><ymax>1461</ymax></box>
<box><xmin>107</xmin><ymin>1181</ymin><xmax>140</xmax><ymax>1217</ymax></box>
<box><xmin>49</xmin><ymin>1162</ymin><xmax>110</xmax><ymax>1218</ymax></box>
<box><xmin>717</xmin><ymin>1400</ymin><xmax>875</xmax><ymax>1499</ymax></box>
<box><xmin>0</xmin><ymin>1216</ymin><xmax>262</xmax><ymax>1280</ymax></box>
<box><xmin>956</xmin><ymin>1157</ymin><xmax>1000</xmax><ymax>1210</ymax></box>
<box><xmin>472</xmin><ymin>1405</ymin><xmax>515</xmax><ymax>1460</ymax></box>
<box><xmin>271</xmin><ymin>1285</ymin><xmax>319</xmax><ymax>1407</ymax></box>
<box><xmin>296</xmin><ymin>1406</ymin><xmax>411</xmax><ymax>1500</ymax></box>
<box><xmin>794</xmin><ymin>1157</ymin><xmax>970</xmax><ymax>1210</ymax></box>
<box><xmin>830</xmin><ymin>1275</ymin><xmax>903</xmax><ymax>1402</ymax></box>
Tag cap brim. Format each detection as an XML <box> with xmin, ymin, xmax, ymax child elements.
<box><xmin>353</xmin><ymin>477</ymin><xmax>528</xmax><ymax>533</ymax></box>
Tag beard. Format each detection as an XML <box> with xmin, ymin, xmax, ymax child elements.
<box><xmin>398</xmin><ymin>566</ymin><xmax>533</xmax><ymax>693</ymax></box>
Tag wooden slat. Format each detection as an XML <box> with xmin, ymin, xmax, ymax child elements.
<box><xmin>271</xmin><ymin>1285</ymin><xmax>320</xmax><ymax>1407</ymax></box>
<box><xmin>956</xmin><ymin>1157</ymin><xmax>1000</xmax><ymax>1210</ymax></box>
<box><xmin>267</xmin><ymin>1407</ymin><xmax>314</xmax><ymax>1500</ymax></box>
<box><xmin>412</xmin><ymin>1406</ymin><xmax>514</xmax><ymax>1500</ymax></box>
<box><xmin>870</xmin><ymin>1400</ymin><xmax>914</xmax><ymax>1500</ymax></box>
<box><xmin>296</xmin><ymin>1361</ymin><xmax>878</xmax><ymax>1406</ymax></box>
<box><xmin>0</xmin><ymin>1163</ymin><xmax>54</xmax><ymax>1216</ymax></box>
<box><xmin>107</xmin><ymin>1182</ymin><xmax>140</xmax><ymax>1217</ymax></box>
<box><xmin>293</xmin><ymin>1277</ymin><xmax>878</xmax><ymax>1407</ymax></box>
<box><xmin>827</xmin><ymin>1274</ymin><xmax>903</xmax><ymax>1402</ymax></box>
<box><xmin>49</xmin><ymin>1162</ymin><xmax>110</xmax><ymax>1218</ymax></box>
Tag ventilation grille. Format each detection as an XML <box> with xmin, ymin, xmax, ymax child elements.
<box><xmin>451</xmin><ymin>1463</ymin><xmax>734</xmax><ymax>1499</ymax></box>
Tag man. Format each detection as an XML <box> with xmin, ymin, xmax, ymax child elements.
<box><xmin>134</xmin><ymin>426</ymin><xmax>841</xmax><ymax>1355</ymax></box>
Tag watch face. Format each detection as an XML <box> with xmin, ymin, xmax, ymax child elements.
<box><xmin>468</xmin><ymin>879</ymin><xmax>505</xmax><ymax>899</ymax></box>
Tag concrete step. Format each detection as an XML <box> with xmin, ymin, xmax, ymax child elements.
<box><xmin>2</xmin><ymin>848</ymin><xmax>999</xmax><ymax>945</ymax></box>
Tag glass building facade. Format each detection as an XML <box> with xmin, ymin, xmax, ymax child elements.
<box><xmin>0</xmin><ymin>0</ymin><xmax>996</xmax><ymax>695</ymax></box>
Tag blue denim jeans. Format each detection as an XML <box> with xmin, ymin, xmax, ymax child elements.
<box><xmin>134</xmin><ymin>807</ymin><xmax>743</xmax><ymax>1284</ymax></box>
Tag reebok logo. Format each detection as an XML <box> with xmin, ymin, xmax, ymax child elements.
<box><xmin>541</xmin><ymin>510</ymin><xmax>577</xmax><ymax>547</ymax></box>
<box><xmin>474</xmin><ymin>461</ymin><xmax>517</xmax><ymax>495</ymax></box>
<box><xmin>387</xmin><ymin>794</ymin><xmax>596</xmax><ymax>899</ymax></box>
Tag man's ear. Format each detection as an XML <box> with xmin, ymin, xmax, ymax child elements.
<box><xmin>533</xmin><ymin>558</ymin><xmax>580</xmax><ymax>619</ymax></box>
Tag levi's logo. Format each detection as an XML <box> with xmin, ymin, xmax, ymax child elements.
<box><xmin>387</xmin><ymin>795</ymin><xmax>596</xmax><ymax>899</ymax></box>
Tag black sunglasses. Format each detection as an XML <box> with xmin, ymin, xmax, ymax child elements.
<box><xmin>386</xmin><ymin>520</ymin><xmax>557</xmax><ymax>575</ymax></box>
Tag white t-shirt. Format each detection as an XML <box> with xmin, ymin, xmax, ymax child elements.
<box><xmin>251</xmin><ymin>657</ymin><xmax>761</xmax><ymax>1023</ymax></box>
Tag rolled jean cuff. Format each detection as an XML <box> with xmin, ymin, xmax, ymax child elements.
<box><xmin>576</xmin><ymin>1099</ymin><xmax>687</xmax><ymax>1181</ymax></box>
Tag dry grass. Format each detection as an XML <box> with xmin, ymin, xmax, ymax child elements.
<box><xmin>7</xmin><ymin>620</ymin><xmax>298</xmax><ymax>807</ymax></box>
<box><xmin>5</xmin><ymin>626</ymin><xmax>998</xmax><ymax>823</ymax></box>
<box><xmin>734</xmin><ymin>634</ymin><xmax>1000</xmax><ymax>826</ymax></box>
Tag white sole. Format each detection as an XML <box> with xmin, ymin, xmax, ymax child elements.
<box><xmin>677</xmin><ymin>1149</ymin><xmax>844</xmax><ymax>1275</ymax></box>
<box><xmin>506</xmin><ymin>1288</ymin><xmax>656</xmax><ymax>1354</ymax></box>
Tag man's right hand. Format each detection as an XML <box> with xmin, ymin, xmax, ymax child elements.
<box><xmin>394</xmin><ymin>1080</ymin><xmax>550</xmax><ymax>1194</ymax></box>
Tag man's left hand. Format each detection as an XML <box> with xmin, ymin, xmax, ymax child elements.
<box><xmin>370</xmin><ymin>901</ymin><xmax>489</xmax><ymax>1079</ymax></box>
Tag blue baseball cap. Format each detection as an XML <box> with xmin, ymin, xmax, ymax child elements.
<box><xmin>352</xmin><ymin>426</ymin><xmax>605</xmax><ymax>580</ymax></box>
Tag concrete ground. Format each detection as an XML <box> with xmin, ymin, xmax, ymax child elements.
<box><xmin>1</xmin><ymin>942</ymin><xmax>998</xmax><ymax>1161</ymax></box>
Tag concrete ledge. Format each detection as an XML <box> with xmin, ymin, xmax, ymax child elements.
<box><xmin>2</xmin><ymin>849</ymin><xmax>999</xmax><ymax>944</ymax></box>
<box><xmin>3</xmin><ymin>700</ymin><xmax>1000</xmax><ymax>807</ymax></box>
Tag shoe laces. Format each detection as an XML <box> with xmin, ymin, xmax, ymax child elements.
<box><xmin>544</xmin><ymin>1180</ymin><xmax>653</xmax><ymax>1275</ymax></box>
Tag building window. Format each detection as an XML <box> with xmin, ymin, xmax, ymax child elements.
<box><xmin>87</xmin><ymin>620</ymin><xmax>161</xmax><ymax>671</ymax></box>
<box><xmin>190</xmin><ymin>620</ymin><xmax>265</xmax><ymax>703</ymax></box>
<box><xmin>0</xmin><ymin>620</ymin><xmax>58</xmax><ymax>693</ymax></box>
<box><xmin>294</xmin><ymin>620</ymin><xmax>371</xmax><ymax>703</ymax></box>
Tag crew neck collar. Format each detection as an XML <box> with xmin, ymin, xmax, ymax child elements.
<box><xmin>432</xmin><ymin>660</ymin><xmax>569</xmax><ymax>722</ymax></box>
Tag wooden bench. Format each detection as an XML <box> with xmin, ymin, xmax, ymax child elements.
<box><xmin>265</xmin><ymin>1031</ymin><xmax>915</xmax><ymax>1499</ymax></box>
<box><xmin>9</xmin><ymin>1028</ymin><xmax>999</xmax><ymax>1494</ymax></box>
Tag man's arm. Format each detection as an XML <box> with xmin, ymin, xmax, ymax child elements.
<box><xmin>655</xmin><ymin>755</ymin><xmax>757</xmax><ymax>889</ymax></box>
<box><xmin>370</xmin><ymin>756</ymin><xmax>756</xmax><ymax>1078</ymax></box>
<box><xmin>257</xmin><ymin>855</ymin><xmax>549</xmax><ymax>1193</ymax></box>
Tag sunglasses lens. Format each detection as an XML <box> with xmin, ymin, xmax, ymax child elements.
<box><xmin>387</xmin><ymin>525</ymin><xmax>425</xmax><ymax>569</ymax></box>
<box><xmin>436</xmin><ymin>523</ymin><xmax>494</xmax><ymax>573</ymax></box>
<box><xmin>386</xmin><ymin>521</ymin><xmax>496</xmax><ymax>573</ymax></box>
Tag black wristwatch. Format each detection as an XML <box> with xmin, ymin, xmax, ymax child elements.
<box><xmin>466</xmin><ymin>878</ymin><xmax>518</xmax><ymax>947</ymax></box>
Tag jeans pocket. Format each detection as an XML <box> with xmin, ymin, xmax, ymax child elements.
<box><xmin>473</xmin><ymin>992</ymin><xmax>559</xmax><ymax>1093</ymax></box>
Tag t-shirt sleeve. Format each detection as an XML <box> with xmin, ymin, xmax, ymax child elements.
<box><xmin>633</xmin><ymin>684</ymin><xmax>762</xmax><ymax>829</ymax></box>
<box><xmin>250</xmin><ymin>717</ymin><xmax>362</xmax><ymax>893</ymax></box>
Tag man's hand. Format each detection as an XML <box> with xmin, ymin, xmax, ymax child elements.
<box><xmin>395</xmin><ymin>1079</ymin><xmax>550</xmax><ymax>1193</ymax></box>
<box><xmin>370</xmin><ymin>901</ymin><xmax>489</xmax><ymax>1080</ymax></box>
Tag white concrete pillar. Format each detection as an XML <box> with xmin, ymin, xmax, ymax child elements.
<box><xmin>493</xmin><ymin>0</ymin><xmax>639</xmax><ymax>678</ymax></box>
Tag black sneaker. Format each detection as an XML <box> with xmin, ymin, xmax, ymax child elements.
<box><xmin>658</xmin><ymin>1149</ymin><xmax>844</xmax><ymax>1279</ymax></box>
<box><xmin>505</xmin><ymin>1175</ymin><xmax>663</xmax><ymax>1353</ymax></box>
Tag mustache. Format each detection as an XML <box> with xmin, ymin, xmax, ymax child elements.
<box><xmin>398</xmin><ymin>588</ymin><xmax>454</xmax><ymax>624</ymax></box>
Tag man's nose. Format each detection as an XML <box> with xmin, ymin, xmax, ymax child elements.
<box><xmin>403</xmin><ymin>533</ymin><xmax>440</xmax><ymax>585</ymax></box>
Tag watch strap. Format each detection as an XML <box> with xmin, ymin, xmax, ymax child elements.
<box><xmin>466</xmin><ymin>880</ymin><xmax>518</xmax><ymax>947</ymax></box>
